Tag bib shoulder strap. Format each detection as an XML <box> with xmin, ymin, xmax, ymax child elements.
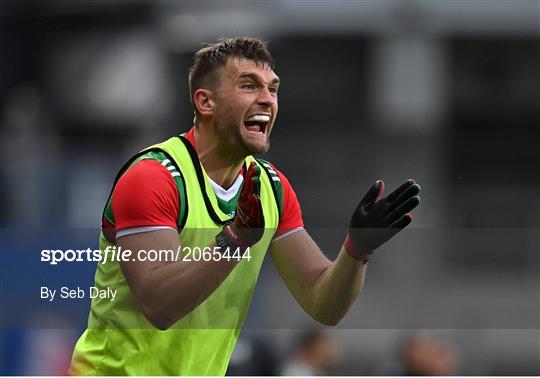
<box><xmin>254</xmin><ymin>158</ymin><xmax>283</xmax><ymax>221</ymax></box>
<box><xmin>101</xmin><ymin>147</ymin><xmax>188</xmax><ymax>242</ymax></box>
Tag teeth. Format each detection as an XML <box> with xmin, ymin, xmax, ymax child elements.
<box><xmin>246</xmin><ymin>114</ymin><xmax>270</xmax><ymax>122</ymax></box>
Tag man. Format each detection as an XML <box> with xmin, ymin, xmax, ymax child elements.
<box><xmin>70</xmin><ymin>37</ymin><xmax>420</xmax><ymax>375</ymax></box>
<box><xmin>281</xmin><ymin>330</ymin><xmax>342</xmax><ymax>375</ymax></box>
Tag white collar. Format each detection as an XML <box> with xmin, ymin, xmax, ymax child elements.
<box><xmin>208</xmin><ymin>174</ymin><xmax>244</xmax><ymax>202</ymax></box>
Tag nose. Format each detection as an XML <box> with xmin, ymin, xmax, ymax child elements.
<box><xmin>257</xmin><ymin>87</ymin><xmax>277</xmax><ymax>108</ymax></box>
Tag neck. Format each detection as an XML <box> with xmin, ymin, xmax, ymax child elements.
<box><xmin>193</xmin><ymin>124</ymin><xmax>245</xmax><ymax>189</ymax></box>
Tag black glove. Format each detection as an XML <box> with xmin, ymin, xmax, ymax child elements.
<box><xmin>344</xmin><ymin>179</ymin><xmax>421</xmax><ymax>263</ymax></box>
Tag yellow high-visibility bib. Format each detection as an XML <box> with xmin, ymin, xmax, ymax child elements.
<box><xmin>70</xmin><ymin>135</ymin><xmax>279</xmax><ymax>375</ymax></box>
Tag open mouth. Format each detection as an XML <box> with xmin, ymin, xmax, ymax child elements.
<box><xmin>244</xmin><ymin>114</ymin><xmax>270</xmax><ymax>135</ymax></box>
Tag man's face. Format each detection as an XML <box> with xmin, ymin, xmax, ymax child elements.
<box><xmin>212</xmin><ymin>57</ymin><xmax>279</xmax><ymax>156</ymax></box>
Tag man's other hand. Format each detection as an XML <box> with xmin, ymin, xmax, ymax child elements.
<box><xmin>344</xmin><ymin>179</ymin><xmax>421</xmax><ymax>262</ymax></box>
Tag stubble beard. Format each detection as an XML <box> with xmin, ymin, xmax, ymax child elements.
<box><xmin>214</xmin><ymin>108</ymin><xmax>270</xmax><ymax>159</ymax></box>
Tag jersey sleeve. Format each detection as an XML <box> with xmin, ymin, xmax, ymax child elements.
<box><xmin>270</xmin><ymin>164</ymin><xmax>304</xmax><ymax>240</ymax></box>
<box><xmin>111</xmin><ymin>159</ymin><xmax>179</xmax><ymax>234</ymax></box>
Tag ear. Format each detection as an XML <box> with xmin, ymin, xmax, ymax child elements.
<box><xmin>193</xmin><ymin>89</ymin><xmax>215</xmax><ymax>117</ymax></box>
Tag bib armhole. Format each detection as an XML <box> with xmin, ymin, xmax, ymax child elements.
<box><xmin>101</xmin><ymin>148</ymin><xmax>189</xmax><ymax>243</ymax></box>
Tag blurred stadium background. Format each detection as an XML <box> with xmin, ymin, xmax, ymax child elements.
<box><xmin>0</xmin><ymin>0</ymin><xmax>538</xmax><ymax>375</ymax></box>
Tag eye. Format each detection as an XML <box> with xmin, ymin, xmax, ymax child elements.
<box><xmin>269</xmin><ymin>86</ymin><xmax>278</xmax><ymax>94</ymax></box>
<box><xmin>241</xmin><ymin>83</ymin><xmax>255</xmax><ymax>90</ymax></box>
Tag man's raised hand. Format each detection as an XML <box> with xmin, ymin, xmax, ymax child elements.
<box><xmin>344</xmin><ymin>179</ymin><xmax>421</xmax><ymax>262</ymax></box>
<box><xmin>218</xmin><ymin>163</ymin><xmax>265</xmax><ymax>250</ymax></box>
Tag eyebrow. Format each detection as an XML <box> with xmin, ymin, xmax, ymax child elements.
<box><xmin>238</xmin><ymin>72</ymin><xmax>280</xmax><ymax>85</ymax></box>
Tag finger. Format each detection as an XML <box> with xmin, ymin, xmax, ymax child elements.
<box><xmin>386</xmin><ymin>214</ymin><xmax>412</xmax><ymax>240</ymax></box>
<box><xmin>246</xmin><ymin>193</ymin><xmax>265</xmax><ymax>230</ymax></box>
<box><xmin>386</xmin><ymin>179</ymin><xmax>415</xmax><ymax>202</ymax></box>
<box><xmin>391</xmin><ymin>213</ymin><xmax>413</xmax><ymax>229</ymax></box>
<box><xmin>388</xmin><ymin>184</ymin><xmax>422</xmax><ymax>211</ymax></box>
<box><xmin>361</xmin><ymin>180</ymin><xmax>385</xmax><ymax>206</ymax></box>
<box><xmin>385</xmin><ymin>196</ymin><xmax>420</xmax><ymax>225</ymax></box>
<box><xmin>241</xmin><ymin>163</ymin><xmax>256</xmax><ymax>196</ymax></box>
<box><xmin>388</xmin><ymin>183</ymin><xmax>421</xmax><ymax>212</ymax></box>
<box><xmin>251</xmin><ymin>165</ymin><xmax>261</xmax><ymax>196</ymax></box>
<box><xmin>383</xmin><ymin>213</ymin><xmax>413</xmax><ymax>241</ymax></box>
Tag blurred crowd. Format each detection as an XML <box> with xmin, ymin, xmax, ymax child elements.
<box><xmin>229</xmin><ymin>330</ymin><xmax>461</xmax><ymax>376</ymax></box>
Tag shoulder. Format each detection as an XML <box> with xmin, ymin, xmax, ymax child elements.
<box><xmin>255</xmin><ymin>159</ymin><xmax>304</xmax><ymax>238</ymax></box>
<box><xmin>121</xmin><ymin>157</ymin><xmax>172</xmax><ymax>183</ymax></box>
<box><xmin>111</xmin><ymin>158</ymin><xmax>180</xmax><ymax>232</ymax></box>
